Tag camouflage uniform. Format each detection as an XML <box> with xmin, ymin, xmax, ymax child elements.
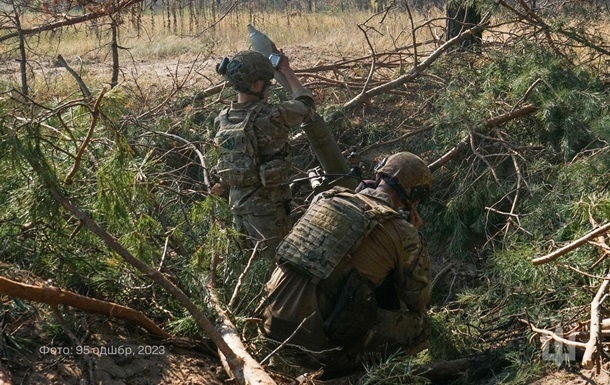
<box><xmin>261</xmin><ymin>186</ymin><xmax>431</xmax><ymax>372</ymax></box>
<box><xmin>214</xmin><ymin>87</ymin><xmax>315</xmax><ymax>256</ymax></box>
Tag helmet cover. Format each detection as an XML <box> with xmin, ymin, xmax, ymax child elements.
<box><xmin>375</xmin><ymin>152</ymin><xmax>432</xmax><ymax>202</ymax></box>
<box><xmin>221</xmin><ymin>50</ymin><xmax>274</xmax><ymax>91</ymax></box>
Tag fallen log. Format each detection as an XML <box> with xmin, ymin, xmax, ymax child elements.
<box><xmin>0</xmin><ymin>276</ymin><xmax>170</xmax><ymax>338</ymax></box>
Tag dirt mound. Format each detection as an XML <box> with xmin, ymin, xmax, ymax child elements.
<box><xmin>4</xmin><ymin>328</ymin><xmax>225</xmax><ymax>385</ymax></box>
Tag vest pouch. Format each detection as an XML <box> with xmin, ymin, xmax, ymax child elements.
<box><xmin>322</xmin><ymin>269</ymin><xmax>377</xmax><ymax>347</ymax></box>
<box><xmin>259</xmin><ymin>159</ymin><xmax>292</xmax><ymax>187</ymax></box>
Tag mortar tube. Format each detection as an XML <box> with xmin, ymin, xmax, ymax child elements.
<box><xmin>248</xmin><ymin>24</ymin><xmax>358</xmax><ymax>191</ymax></box>
<box><xmin>301</xmin><ymin>113</ymin><xmax>359</xmax><ymax>190</ymax></box>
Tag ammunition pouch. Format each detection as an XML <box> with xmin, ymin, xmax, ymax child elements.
<box><xmin>259</xmin><ymin>158</ymin><xmax>292</xmax><ymax>187</ymax></box>
<box><xmin>323</xmin><ymin>269</ymin><xmax>377</xmax><ymax>347</ymax></box>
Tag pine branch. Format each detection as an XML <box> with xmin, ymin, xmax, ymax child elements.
<box><xmin>343</xmin><ymin>13</ymin><xmax>490</xmax><ymax>109</ymax></box>
<box><xmin>24</xmin><ymin>140</ymin><xmax>277</xmax><ymax>385</ymax></box>
<box><xmin>532</xmin><ymin>222</ymin><xmax>610</xmax><ymax>265</ymax></box>
<box><xmin>64</xmin><ymin>88</ymin><xmax>106</xmax><ymax>185</ymax></box>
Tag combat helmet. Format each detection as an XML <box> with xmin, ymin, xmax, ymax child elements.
<box><xmin>216</xmin><ymin>50</ymin><xmax>275</xmax><ymax>92</ymax></box>
<box><xmin>375</xmin><ymin>152</ymin><xmax>432</xmax><ymax>203</ymax></box>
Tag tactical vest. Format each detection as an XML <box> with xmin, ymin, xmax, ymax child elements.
<box><xmin>214</xmin><ymin>104</ymin><xmax>264</xmax><ymax>187</ymax></box>
<box><xmin>276</xmin><ymin>187</ymin><xmax>400</xmax><ymax>282</ymax></box>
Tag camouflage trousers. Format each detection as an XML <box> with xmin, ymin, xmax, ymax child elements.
<box><xmin>265</xmin><ymin>309</ymin><xmax>430</xmax><ymax>375</ymax></box>
<box><xmin>230</xmin><ymin>184</ymin><xmax>292</xmax><ymax>259</ymax></box>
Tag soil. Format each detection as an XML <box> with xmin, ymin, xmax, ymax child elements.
<box><xmin>6</xmin><ymin>336</ymin><xmax>226</xmax><ymax>385</ymax></box>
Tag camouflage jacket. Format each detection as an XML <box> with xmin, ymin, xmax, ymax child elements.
<box><xmin>262</xmin><ymin>188</ymin><xmax>431</xmax><ymax>349</ymax></box>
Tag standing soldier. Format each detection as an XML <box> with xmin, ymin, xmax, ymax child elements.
<box><xmin>214</xmin><ymin>50</ymin><xmax>315</xmax><ymax>257</ymax></box>
<box><xmin>260</xmin><ymin>152</ymin><xmax>432</xmax><ymax>373</ymax></box>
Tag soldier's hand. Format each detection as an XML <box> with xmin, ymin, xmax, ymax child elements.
<box><xmin>276</xmin><ymin>50</ymin><xmax>292</xmax><ymax>72</ymax></box>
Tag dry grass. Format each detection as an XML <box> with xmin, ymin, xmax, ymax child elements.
<box><xmin>15</xmin><ymin>8</ymin><xmax>445</xmax><ymax>64</ymax></box>
<box><xmin>1</xmin><ymin>8</ymin><xmax>447</xmax><ymax>99</ymax></box>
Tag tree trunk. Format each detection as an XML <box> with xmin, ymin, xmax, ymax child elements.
<box><xmin>446</xmin><ymin>2</ymin><xmax>482</xmax><ymax>50</ymax></box>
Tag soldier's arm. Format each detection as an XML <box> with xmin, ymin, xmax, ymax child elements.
<box><xmin>395</xmin><ymin>229</ymin><xmax>431</xmax><ymax>312</ymax></box>
<box><xmin>275</xmin><ymin>54</ymin><xmax>315</xmax><ymax>124</ymax></box>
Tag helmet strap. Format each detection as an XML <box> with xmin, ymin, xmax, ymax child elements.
<box><xmin>380</xmin><ymin>174</ymin><xmax>410</xmax><ymax>207</ymax></box>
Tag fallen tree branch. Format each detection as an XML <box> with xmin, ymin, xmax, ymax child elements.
<box><xmin>23</xmin><ymin>145</ymin><xmax>277</xmax><ymax>385</ymax></box>
<box><xmin>0</xmin><ymin>276</ymin><xmax>170</xmax><ymax>338</ymax></box>
<box><xmin>207</xmin><ymin>286</ymin><xmax>277</xmax><ymax>385</ymax></box>
<box><xmin>581</xmin><ymin>269</ymin><xmax>610</xmax><ymax>370</ymax></box>
<box><xmin>532</xmin><ymin>222</ymin><xmax>610</xmax><ymax>265</ymax></box>
<box><xmin>343</xmin><ymin>13</ymin><xmax>491</xmax><ymax>109</ymax></box>
<box><xmin>428</xmin><ymin>104</ymin><xmax>536</xmax><ymax>171</ymax></box>
<box><xmin>0</xmin><ymin>0</ymin><xmax>146</xmax><ymax>43</ymax></box>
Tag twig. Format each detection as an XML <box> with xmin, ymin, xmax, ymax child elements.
<box><xmin>589</xmin><ymin>211</ymin><xmax>610</xmax><ymax>269</ymax></box>
<box><xmin>135</xmin><ymin>56</ymin><xmax>199</xmax><ymax>121</ymax></box>
<box><xmin>467</xmin><ymin>123</ymin><xmax>500</xmax><ymax>184</ymax></box>
<box><xmin>65</xmin><ymin>88</ymin><xmax>107</xmax><ymax>185</ymax></box>
<box><xmin>403</xmin><ymin>0</ymin><xmax>418</xmax><ymax>67</ymax></box>
<box><xmin>532</xmin><ymin>222</ymin><xmax>610</xmax><ymax>265</ymax></box>
<box><xmin>519</xmin><ymin>318</ymin><xmax>587</xmax><ymax>348</ymax></box>
<box><xmin>511</xmin><ymin>78</ymin><xmax>542</xmax><ymax>114</ymax></box>
<box><xmin>561</xmin><ymin>264</ymin><xmax>608</xmax><ymax>280</ymax></box>
<box><xmin>158</xmin><ymin>235</ymin><xmax>170</xmax><ymax>271</ymax></box>
<box><xmin>581</xmin><ymin>270</ymin><xmax>610</xmax><ymax>370</ymax></box>
<box><xmin>228</xmin><ymin>241</ymin><xmax>261</xmax><ymax>310</ymax></box>
<box><xmin>260</xmin><ymin>312</ymin><xmax>316</xmax><ymax>365</ymax></box>
<box><xmin>148</xmin><ymin>130</ymin><xmax>211</xmax><ymax>193</ymax></box>
<box><xmin>356</xmin><ymin>14</ymin><xmax>384</xmax><ymax>104</ymax></box>
<box><xmin>56</xmin><ymin>54</ymin><xmax>91</xmax><ymax>98</ymax></box>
